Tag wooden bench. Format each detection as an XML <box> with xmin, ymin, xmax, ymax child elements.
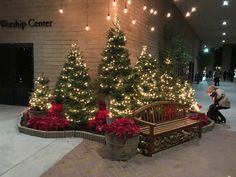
<box><xmin>133</xmin><ymin>101</ymin><xmax>203</xmax><ymax>156</ymax></box>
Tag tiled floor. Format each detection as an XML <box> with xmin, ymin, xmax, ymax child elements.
<box><xmin>41</xmin><ymin>80</ymin><xmax>236</xmax><ymax>177</ymax></box>
<box><xmin>41</xmin><ymin>126</ymin><xmax>236</xmax><ymax>177</ymax></box>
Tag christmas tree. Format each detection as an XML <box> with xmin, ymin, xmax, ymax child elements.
<box><xmin>177</xmin><ymin>80</ymin><xmax>197</xmax><ymax>109</ymax></box>
<box><xmin>158</xmin><ymin>58</ymin><xmax>175</xmax><ymax>101</ymax></box>
<box><xmin>97</xmin><ymin>17</ymin><xmax>133</xmax><ymax>117</ymax></box>
<box><xmin>54</xmin><ymin>43</ymin><xmax>96</xmax><ymax>122</ymax></box>
<box><xmin>133</xmin><ymin>46</ymin><xmax>159</xmax><ymax>107</ymax></box>
<box><xmin>29</xmin><ymin>75</ymin><xmax>52</xmax><ymax>111</ymax></box>
<box><xmin>159</xmin><ymin>58</ymin><xmax>197</xmax><ymax>109</ymax></box>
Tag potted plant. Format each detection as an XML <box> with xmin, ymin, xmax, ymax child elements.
<box><xmin>29</xmin><ymin>75</ymin><xmax>52</xmax><ymax>117</ymax></box>
<box><xmin>105</xmin><ymin>118</ymin><xmax>140</xmax><ymax>161</ymax></box>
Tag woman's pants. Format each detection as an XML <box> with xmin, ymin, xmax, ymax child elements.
<box><xmin>207</xmin><ymin>104</ymin><xmax>226</xmax><ymax>123</ymax></box>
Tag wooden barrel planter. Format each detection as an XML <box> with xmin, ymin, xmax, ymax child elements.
<box><xmin>105</xmin><ymin>134</ymin><xmax>139</xmax><ymax>161</ymax></box>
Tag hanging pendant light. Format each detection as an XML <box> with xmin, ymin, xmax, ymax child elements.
<box><xmin>58</xmin><ymin>0</ymin><xmax>63</xmax><ymax>14</ymax></box>
<box><xmin>112</xmin><ymin>0</ymin><xmax>116</xmax><ymax>6</ymax></box>
<box><xmin>85</xmin><ymin>0</ymin><xmax>90</xmax><ymax>31</ymax></box>
<box><xmin>106</xmin><ymin>0</ymin><xmax>111</xmax><ymax>20</ymax></box>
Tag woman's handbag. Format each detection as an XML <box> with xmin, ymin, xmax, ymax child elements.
<box><xmin>218</xmin><ymin>96</ymin><xmax>231</xmax><ymax>108</ymax></box>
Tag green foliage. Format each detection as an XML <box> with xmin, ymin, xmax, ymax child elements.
<box><xmin>158</xmin><ymin>71</ymin><xmax>197</xmax><ymax>108</ymax></box>
<box><xmin>176</xmin><ymin>79</ymin><xmax>197</xmax><ymax>108</ymax></box>
<box><xmin>133</xmin><ymin>46</ymin><xmax>160</xmax><ymax>107</ymax></box>
<box><xmin>54</xmin><ymin>44</ymin><xmax>96</xmax><ymax>122</ymax></box>
<box><xmin>159</xmin><ymin>26</ymin><xmax>192</xmax><ymax>75</ymax></box>
<box><xmin>29</xmin><ymin>75</ymin><xmax>52</xmax><ymax>111</ymax></box>
<box><xmin>97</xmin><ymin>18</ymin><xmax>133</xmax><ymax>117</ymax></box>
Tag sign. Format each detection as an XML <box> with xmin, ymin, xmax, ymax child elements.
<box><xmin>0</xmin><ymin>19</ymin><xmax>53</xmax><ymax>30</ymax></box>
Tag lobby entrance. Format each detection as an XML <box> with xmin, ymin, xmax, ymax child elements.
<box><xmin>0</xmin><ymin>43</ymin><xmax>34</xmax><ymax>106</ymax></box>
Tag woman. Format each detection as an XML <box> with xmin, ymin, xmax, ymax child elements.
<box><xmin>207</xmin><ymin>85</ymin><xmax>230</xmax><ymax>123</ymax></box>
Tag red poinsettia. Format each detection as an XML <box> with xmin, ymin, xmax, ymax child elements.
<box><xmin>27</xmin><ymin>115</ymin><xmax>71</xmax><ymax>131</ymax></box>
<box><xmin>88</xmin><ymin>109</ymin><xmax>109</xmax><ymax>134</ymax></box>
<box><xmin>189</xmin><ymin>113</ymin><xmax>209</xmax><ymax>126</ymax></box>
<box><xmin>106</xmin><ymin>118</ymin><xmax>140</xmax><ymax>138</ymax></box>
<box><xmin>48</xmin><ymin>102</ymin><xmax>63</xmax><ymax>116</ymax></box>
<box><xmin>87</xmin><ymin>101</ymin><xmax>109</xmax><ymax>134</ymax></box>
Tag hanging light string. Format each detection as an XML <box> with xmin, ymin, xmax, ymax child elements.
<box><xmin>167</xmin><ymin>0</ymin><xmax>171</xmax><ymax>18</ymax></box>
<box><xmin>59</xmin><ymin>0</ymin><xmax>63</xmax><ymax>14</ymax></box>
<box><xmin>85</xmin><ymin>0</ymin><xmax>90</xmax><ymax>30</ymax></box>
<box><xmin>113</xmin><ymin>0</ymin><xmax>116</xmax><ymax>6</ymax></box>
<box><xmin>143</xmin><ymin>0</ymin><xmax>147</xmax><ymax>11</ymax></box>
<box><xmin>132</xmin><ymin>0</ymin><xmax>136</xmax><ymax>24</ymax></box>
<box><xmin>124</xmin><ymin>0</ymin><xmax>128</xmax><ymax>13</ymax></box>
<box><xmin>185</xmin><ymin>0</ymin><xmax>191</xmax><ymax>17</ymax></box>
<box><xmin>191</xmin><ymin>0</ymin><xmax>197</xmax><ymax>12</ymax></box>
<box><xmin>107</xmin><ymin>0</ymin><xmax>111</xmax><ymax>20</ymax></box>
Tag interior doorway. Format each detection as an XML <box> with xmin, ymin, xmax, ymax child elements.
<box><xmin>0</xmin><ymin>43</ymin><xmax>34</xmax><ymax>106</ymax></box>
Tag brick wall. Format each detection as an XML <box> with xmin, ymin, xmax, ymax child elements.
<box><xmin>0</xmin><ymin>0</ymin><xmax>200</xmax><ymax>88</ymax></box>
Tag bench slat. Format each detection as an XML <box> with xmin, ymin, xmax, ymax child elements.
<box><xmin>140</xmin><ymin>119</ymin><xmax>200</xmax><ymax>135</ymax></box>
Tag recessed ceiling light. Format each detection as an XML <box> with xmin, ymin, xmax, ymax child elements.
<box><xmin>222</xmin><ymin>21</ymin><xmax>227</xmax><ymax>25</ymax></box>
<box><xmin>223</xmin><ymin>0</ymin><xmax>229</xmax><ymax>6</ymax></box>
<box><xmin>204</xmin><ymin>48</ymin><xmax>209</xmax><ymax>53</ymax></box>
<box><xmin>222</xmin><ymin>40</ymin><xmax>225</xmax><ymax>43</ymax></box>
<box><xmin>167</xmin><ymin>12</ymin><xmax>171</xmax><ymax>18</ymax></box>
<box><xmin>222</xmin><ymin>32</ymin><xmax>226</xmax><ymax>35</ymax></box>
<box><xmin>185</xmin><ymin>12</ymin><xmax>191</xmax><ymax>17</ymax></box>
<box><xmin>191</xmin><ymin>7</ymin><xmax>196</xmax><ymax>12</ymax></box>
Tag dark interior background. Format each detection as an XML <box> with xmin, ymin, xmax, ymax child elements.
<box><xmin>0</xmin><ymin>43</ymin><xmax>34</xmax><ymax>106</ymax></box>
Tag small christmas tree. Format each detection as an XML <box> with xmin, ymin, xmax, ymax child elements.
<box><xmin>158</xmin><ymin>58</ymin><xmax>175</xmax><ymax>101</ymax></box>
<box><xmin>29</xmin><ymin>75</ymin><xmax>52</xmax><ymax>111</ymax></box>
<box><xmin>97</xmin><ymin>17</ymin><xmax>133</xmax><ymax>117</ymax></box>
<box><xmin>133</xmin><ymin>46</ymin><xmax>159</xmax><ymax>107</ymax></box>
<box><xmin>159</xmin><ymin>58</ymin><xmax>197</xmax><ymax>108</ymax></box>
<box><xmin>54</xmin><ymin>43</ymin><xmax>95</xmax><ymax>122</ymax></box>
<box><xmin>177</xmin><ymin>80</ymin><xmax>197</xmax><ymax>108</ymax></box>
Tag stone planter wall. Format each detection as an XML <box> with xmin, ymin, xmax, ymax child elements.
<box><xmin>18</xmin><ymin>110</ymin><xmax>214</xmax><ymax>146</ymax></box>
<box><xmin>18</xmin><ymin>124</ymin><xmax>105</xmax><ymax>144</ymax></box>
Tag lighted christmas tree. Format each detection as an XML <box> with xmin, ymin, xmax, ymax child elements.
<box><xmin>177</xmin><ymin>80</ymin><xmax>197</xmax><ymax>109</ymax></box>
<box><xmin>54</xmin><ymin>43</ymin><xmax>96</xmax><ymax>122</ymax></box>
<box><xmin>133</xmin><ymin>46</ymin><xmax>160</xmax><ymax>107</ymax></box>
<box><xmin>29</xmin><ymin>75</ymin><xmax>52</xmax><ymax>111</ymax></box>
<box><xmin>97</xmin><ymin>17</ymin><xmax>133</xmax><ymax>117</ymax></box>
<box><xmin>159</xmin><ymin>58</ymin><xmax>197</xmax><ymax>109</ymax></box>
<box><xmin>157</xmin><ymin>58</ymin><xmax>174</xmax><ymax>101</ymax></box>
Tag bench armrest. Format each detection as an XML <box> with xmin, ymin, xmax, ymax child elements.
<box><xmin>134</xmin><ymin>117</ymin><xmax>156</xmax><ymax>127</ymax></box>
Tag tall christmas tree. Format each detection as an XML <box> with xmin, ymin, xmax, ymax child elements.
<box><xmin>29</xmin><ymin>75</ymin><xmax>52</xmax><ymax>111</ymax></box>
<box><xmin>54</xmin><ymin>43</ymin><xmax>95</xmax><ymax>122</ymax></box>
<box><xmin>133</xmin><ymin>46</ymin><xmax>160</xmax><ymax>107</ymax></box>
<box><xmin>97</xmin><ymin>17</ymin><xmax>133</xmax><ymax>117</ymax></box>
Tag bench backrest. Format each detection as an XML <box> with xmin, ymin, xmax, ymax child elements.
<box><xmin>133</xmin><ymin>101</ymin><xmax>187</xmax><ymax>124</ymax></box>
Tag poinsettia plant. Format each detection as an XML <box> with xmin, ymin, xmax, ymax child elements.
<box><xmin>88</xmin><ymin>109</ymin><xmax>108</xmax><ymax>134</ymax></box>
<box><xmin>88</xmin><ymin>101</ymin><xmax>108</xmax><ymax>134</ymax></box>
<box><xmin>27</xmin><ymin>98</ymin><xmax>71</xmax><ymax>131</ymax></box>
<box><xmin>27</xmin><ymin>115</ymin><xmax>71</xmax><ymax>131</ymax></box>
<box><xmin>106</xmin><ymin>118</ymin><xmax>140</xmax><ymax>138</ymax></box>
<box><xmin>189</xmin><ymin>113</ymin><xmax>209</xmax><ymax>126</ymax></box>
